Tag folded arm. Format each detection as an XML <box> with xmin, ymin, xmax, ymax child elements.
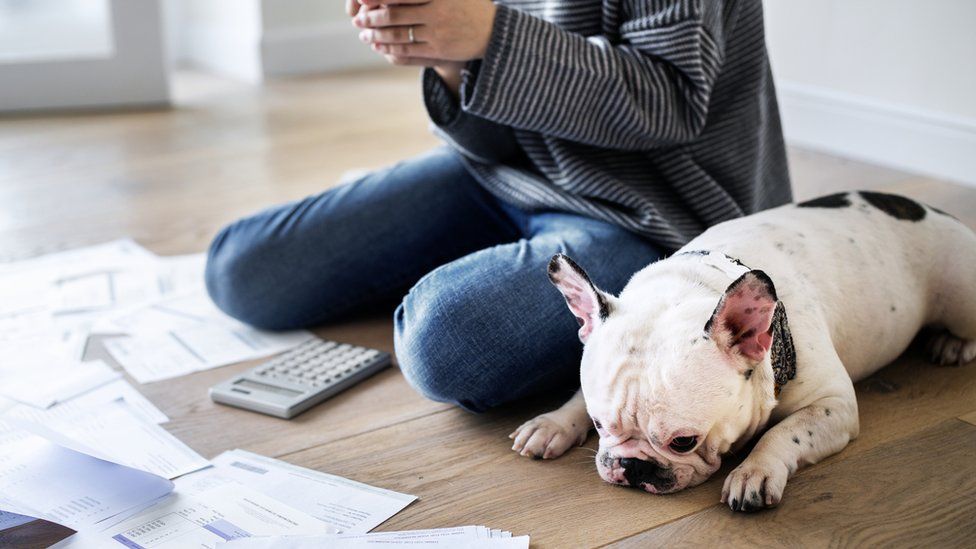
<box><xmin>460</xmin><ymin>3</ymin><xmax>728</xmax><ymax>151</ymax></box>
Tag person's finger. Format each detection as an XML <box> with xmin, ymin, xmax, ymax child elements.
<box><xmin>361</xmin><ymin>25</ymin><xmax>425</xmax><ymax>45</ymax></box>
<box><xmin>344</xmin><ymin>0</ymin><xmax>360</xmax><ymax>17</ymax></box>
<box><xmin>373</xmin><ymin>42</ymin><xmax>434</xmax><ymax>59</ymax></box>
<box><xmin>382</xmin><ymin>54</ymin><xmax>440</xmax><ymax>67</ymax></box>
<box><xmin>355</xmin><ymin>5</ymin><xmax>426</xmax><ymax>28</ymax></box>
<box><xmin>359</xmin><ymin>0</ymin><xmax>428</xmax><ymax>6</ymax></box>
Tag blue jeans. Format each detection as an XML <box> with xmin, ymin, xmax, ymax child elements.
<box><xmin>206</xmin><ymin>148</ymin><xmax>662</xmax><ymax>412</ymax></box>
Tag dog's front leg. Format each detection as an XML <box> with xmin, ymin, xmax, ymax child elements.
<box><xmin>722</xmin><ymin>393</ymin><xmax>859</xmax><ymax>512</ymax></box>
<box><xmin>510</xmin><ymin>389</ymin><xmax>591</xmax><ymax>459</ymax></box>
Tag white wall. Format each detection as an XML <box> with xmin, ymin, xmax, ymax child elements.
<box><xmin>260</xmin><ymin>0</ymin><xmax>344</xmax><ymax>32</ymax></box>
<box><xmin>259</xmin><ymin>0</ymin><xmax>384</xmax><ymax>78</ymax></box>
<box><xmin>0</xmin><ymin>0</ymin><xmax>169</xmax><ymax>112</ymax></box>
<box><xmin>765</xmin><ymin>0</ymin><xmax>976</xmax><ymax>186</ymax></box>
<box><xmin>166</xmin><ymin>0</ymin><xmax>380</xmax><ymax>82</ymax></box>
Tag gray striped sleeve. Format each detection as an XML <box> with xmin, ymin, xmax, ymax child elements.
<box><xmin>422</xmin><ymin>68</ymin><xmax>520</xmax><ymax>164</ymax></box>
<box><xmin>458</xmin><ymin>2</ymin><xmax>726</xmax><ymax>151</ymax></box>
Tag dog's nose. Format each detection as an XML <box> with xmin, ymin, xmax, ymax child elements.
<box><xmin>618</xmin><ymin>457</ymin><xmax>674</xmax><ymax>492</ymax></box>
<box><xmin>619</xmin><ymin>457</ymin><xmax>656</xmax><ymax>474</ymax></box>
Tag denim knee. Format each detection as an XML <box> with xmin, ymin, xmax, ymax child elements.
<box><xmin>205</xmin><ymin>222</ymin><xmax>294</xmax><ymax>330</ymax></box>
<box><xmin>393</xmin><ymin>283</ymin><xmax>494</xmax><ymax>413</ymax></box>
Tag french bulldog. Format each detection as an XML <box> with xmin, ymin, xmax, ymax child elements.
<box><xmin>509</xmin><ymin>191</ymin><xmax>976</xmax><ymax>511</ymax></box>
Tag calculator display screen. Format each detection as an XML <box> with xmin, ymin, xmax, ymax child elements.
<box><xmin>235</xmin><ymin>379</ymin><xmax>304</xmax><ymax>397</ymax></box>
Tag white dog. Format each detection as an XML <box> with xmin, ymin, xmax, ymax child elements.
<box><xmin>509</xmin><ymin>191</ymin><xmax>976</xmax><ymax>512</ymax></box>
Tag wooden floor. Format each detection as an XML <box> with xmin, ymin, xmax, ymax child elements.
<box><xmin>2</xmin><ymin>68</ymin><xmax>975</xmax><ymax>548</ymax></box>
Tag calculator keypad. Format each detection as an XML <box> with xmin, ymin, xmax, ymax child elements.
<box><xmin>254</xmin><ymin>339</ymin><xmax>382</xmax><ymax>388</ymax></box>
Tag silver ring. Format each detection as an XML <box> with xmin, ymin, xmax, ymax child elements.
<box><xmin>408</xmin><ymin>26</ymin><xmax>416</xmax><ymax>44</ymax></box>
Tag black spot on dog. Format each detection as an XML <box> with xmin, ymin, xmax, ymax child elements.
<box><xmin>797</xmin><ymin>192</ymin><xmax>850</xmax><ymax>208</ymax></box>
<box><xmin>792</xmin><ymin>435</ymin><xmax>800</xmax><ymax>444</ymax></box>
<box><xmin>725</xmin><ymin>254</ymin><xmax>749</xmax><ymax>268</ymax></box>
<box><xmin>825</xmin><ymin>409</ymin><xmax>831</xmax><ymax>416</ymax></box>
<box><xmin>859</xmin><ymin>191</ymin><xmax>926</xmax><ymax>221</ymax></box>
<box><xmin>890</xmin><ymin>305</ymin><xmax>897</xmax><ymax>312</ymax></box>
<box><xmin>744</xmin><ymin>369</ymin><xmax>754</xmax><ymax>381</ymax></box>
<box><xmin>807</xmin><ymin>430</ymin><xmax>813</xmax><ymax>437</ymax></box>
<box><xmin>676</xmin><ymin>249</ymin><xmax>710</xmax><ymax>257</ymax></box>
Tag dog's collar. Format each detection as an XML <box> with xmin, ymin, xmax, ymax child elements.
<box><xmin>674</xmin><ymin>249</ymin><xmax>797</xmax><ymax>397</ymax></box>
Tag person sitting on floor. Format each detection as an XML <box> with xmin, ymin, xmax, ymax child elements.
<box><xmin>205</xmin><ymin>0</ymin><xmax>791</xmax><ymax>415</ymax></box>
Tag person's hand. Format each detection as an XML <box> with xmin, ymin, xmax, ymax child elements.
<box><xmin>345</xmin><ymin>0</ymin><xmax>361</xmax><ymax>17</ymax></box>
<box><xmin>353</xmin><ymin>0</ymin><xmax>498</xmax><ymax>63</ymax></box>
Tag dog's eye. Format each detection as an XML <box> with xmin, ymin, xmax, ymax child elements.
<box><xmin>669</xmin><ymin>436</ymin><xmax>699</xmax><ymax>453</ymax></box>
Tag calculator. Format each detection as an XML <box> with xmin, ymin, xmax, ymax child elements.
<box><xmin>209</xmin><ymin>338</ymin><xmax>392</xmax><ymax>419</ymax></box>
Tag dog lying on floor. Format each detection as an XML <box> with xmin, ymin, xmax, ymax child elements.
<box><xmin>509</xmin><ymin>191</ymin><xmax>976</xmax><ymax>512</ymax></box>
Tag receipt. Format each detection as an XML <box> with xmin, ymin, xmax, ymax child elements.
<box><xmin>190</xmin><ymin>449</ymin><xmax>416</xmax><ymax>535</ymax></box>
<box><xmin>54</xmin><ymin>482</ymin><xmax>332</xmax><ymax>549</ymax></box>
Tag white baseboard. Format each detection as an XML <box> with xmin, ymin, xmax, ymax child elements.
<box><xmin>777</xmin><ymin>81</ymin><xmax>976</xmax><ymax>188</ymax></box>
<box><xmin>261</xmin><ymin>22</ymin><xmax>386</xmax><ymax>77</ymax></box>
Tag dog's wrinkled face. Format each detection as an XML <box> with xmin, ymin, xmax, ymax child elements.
<box><xmin>548</xmin><ymin>254</ymin><xmax>781</xmax><ymax>494</ymax></box>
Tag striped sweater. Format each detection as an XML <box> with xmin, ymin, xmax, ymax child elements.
<box><xmin>422</xmin><ymin>0</ymin><xmax>791</xmax><ymax>250</ymax></box>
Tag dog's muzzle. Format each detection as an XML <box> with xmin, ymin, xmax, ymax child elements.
<box><xmin>617</xmin><ymin>457</ymin><xmax>677</xmax><ymax>493</ymax></box>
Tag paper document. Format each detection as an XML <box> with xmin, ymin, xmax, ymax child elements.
<box><xmin>0</xmin><ymin>241</ymin><xmax>208</xmax><ymax>370</ymax></box>
<box><xmin>9</xmin><ymin>399</ymin><xmax>208</xmax><ymax>479</ymax></box>
<box><xmin>1</xmin><ymin>379</ymin><xmax>167</xmax><ymax>434</ymax></box>
<box><xmin>0</xmin><ymin>355</ymin><xmax>120</xmax><ymax>409</ymax></box>
<box><xmin>185</xmin><ymin>449</ymin><xmax>416</xmax><ymax>535</ymax></box>
<box><xmin>55</xmin><ymin>482</ymin><xmax>333</xmax><ymax>549</ymax></box>
<box><xmin>220</xmin><ymin>526</ymin><xmax>530</xmax><ymax>549</ymax></box>
<box><xmin>1</xmin><ymin>378</ymin><xmax>171</xmax><ymax>425</ymax></box>
<box><xmin>0</xmin><ymin>430</ymin><xmax>174</xmax><ymax>531</ymax></box>
<box><xmin>102</xmin><ymin>292</ymin><xmax>313</xmax><ymax>383</ymax></box>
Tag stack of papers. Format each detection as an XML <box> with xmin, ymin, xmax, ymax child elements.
<box><xmin>97</xmin><ymin>292</ymin><xmax>313</xmax><ymax>383</ymax></box>
<box><xmin>220</xmin><ymin>526</ymin><xmax>530</xmax><ymax>548</ymax></box>
<box><xmin>0</xmin><ymin>425</ymin><xmax>421</xmax><ymax>548</ymax></box>
<box><xmin>1</xmin><ymin>386</ymin><xmax>208</xmax><ymax>481</ymax></box>
<box><xmin>0</xmin><ymin>239</ymin><xmax>313</xmax><ymax>401</ymax></box>
<box><xmin>0</xmin><ymin>432</ymin><xmax>175</xmax><ymax>532</ymax></box>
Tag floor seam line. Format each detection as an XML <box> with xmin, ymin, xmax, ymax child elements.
<box><xmin>274</xmin><ymin>406</ymin><xmax>453</xmax><ymax>460</ymax></box>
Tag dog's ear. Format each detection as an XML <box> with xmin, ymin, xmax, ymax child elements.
<box><xmin>547</xmin><ymin>254</ymin><xmax>613</xmax><ymax>343</ymax></box>
<box><xmin>705</xmin><ymin>270</ymin><xmax>779</xmax><ymax>363</ymax></box>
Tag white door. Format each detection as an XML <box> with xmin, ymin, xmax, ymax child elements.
<box><xmin>0</xmin><ymin>0</ymin><xmax>169</xmax><ymax>112</ymax></box>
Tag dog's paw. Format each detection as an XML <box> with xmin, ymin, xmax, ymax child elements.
<box><xmin>721</xmin><ymin>459</ymin><xmax>789</xmax><ymax>512</ymax></box>
<box><xmin>509</xmin><ymin>413</ymin><xmax>588</xmax><ymax>460</ymax></box>
<box><xmin>926</xmin><ymin>331</ymin><xmax>976</xmax><ymax>366</ymax></box>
